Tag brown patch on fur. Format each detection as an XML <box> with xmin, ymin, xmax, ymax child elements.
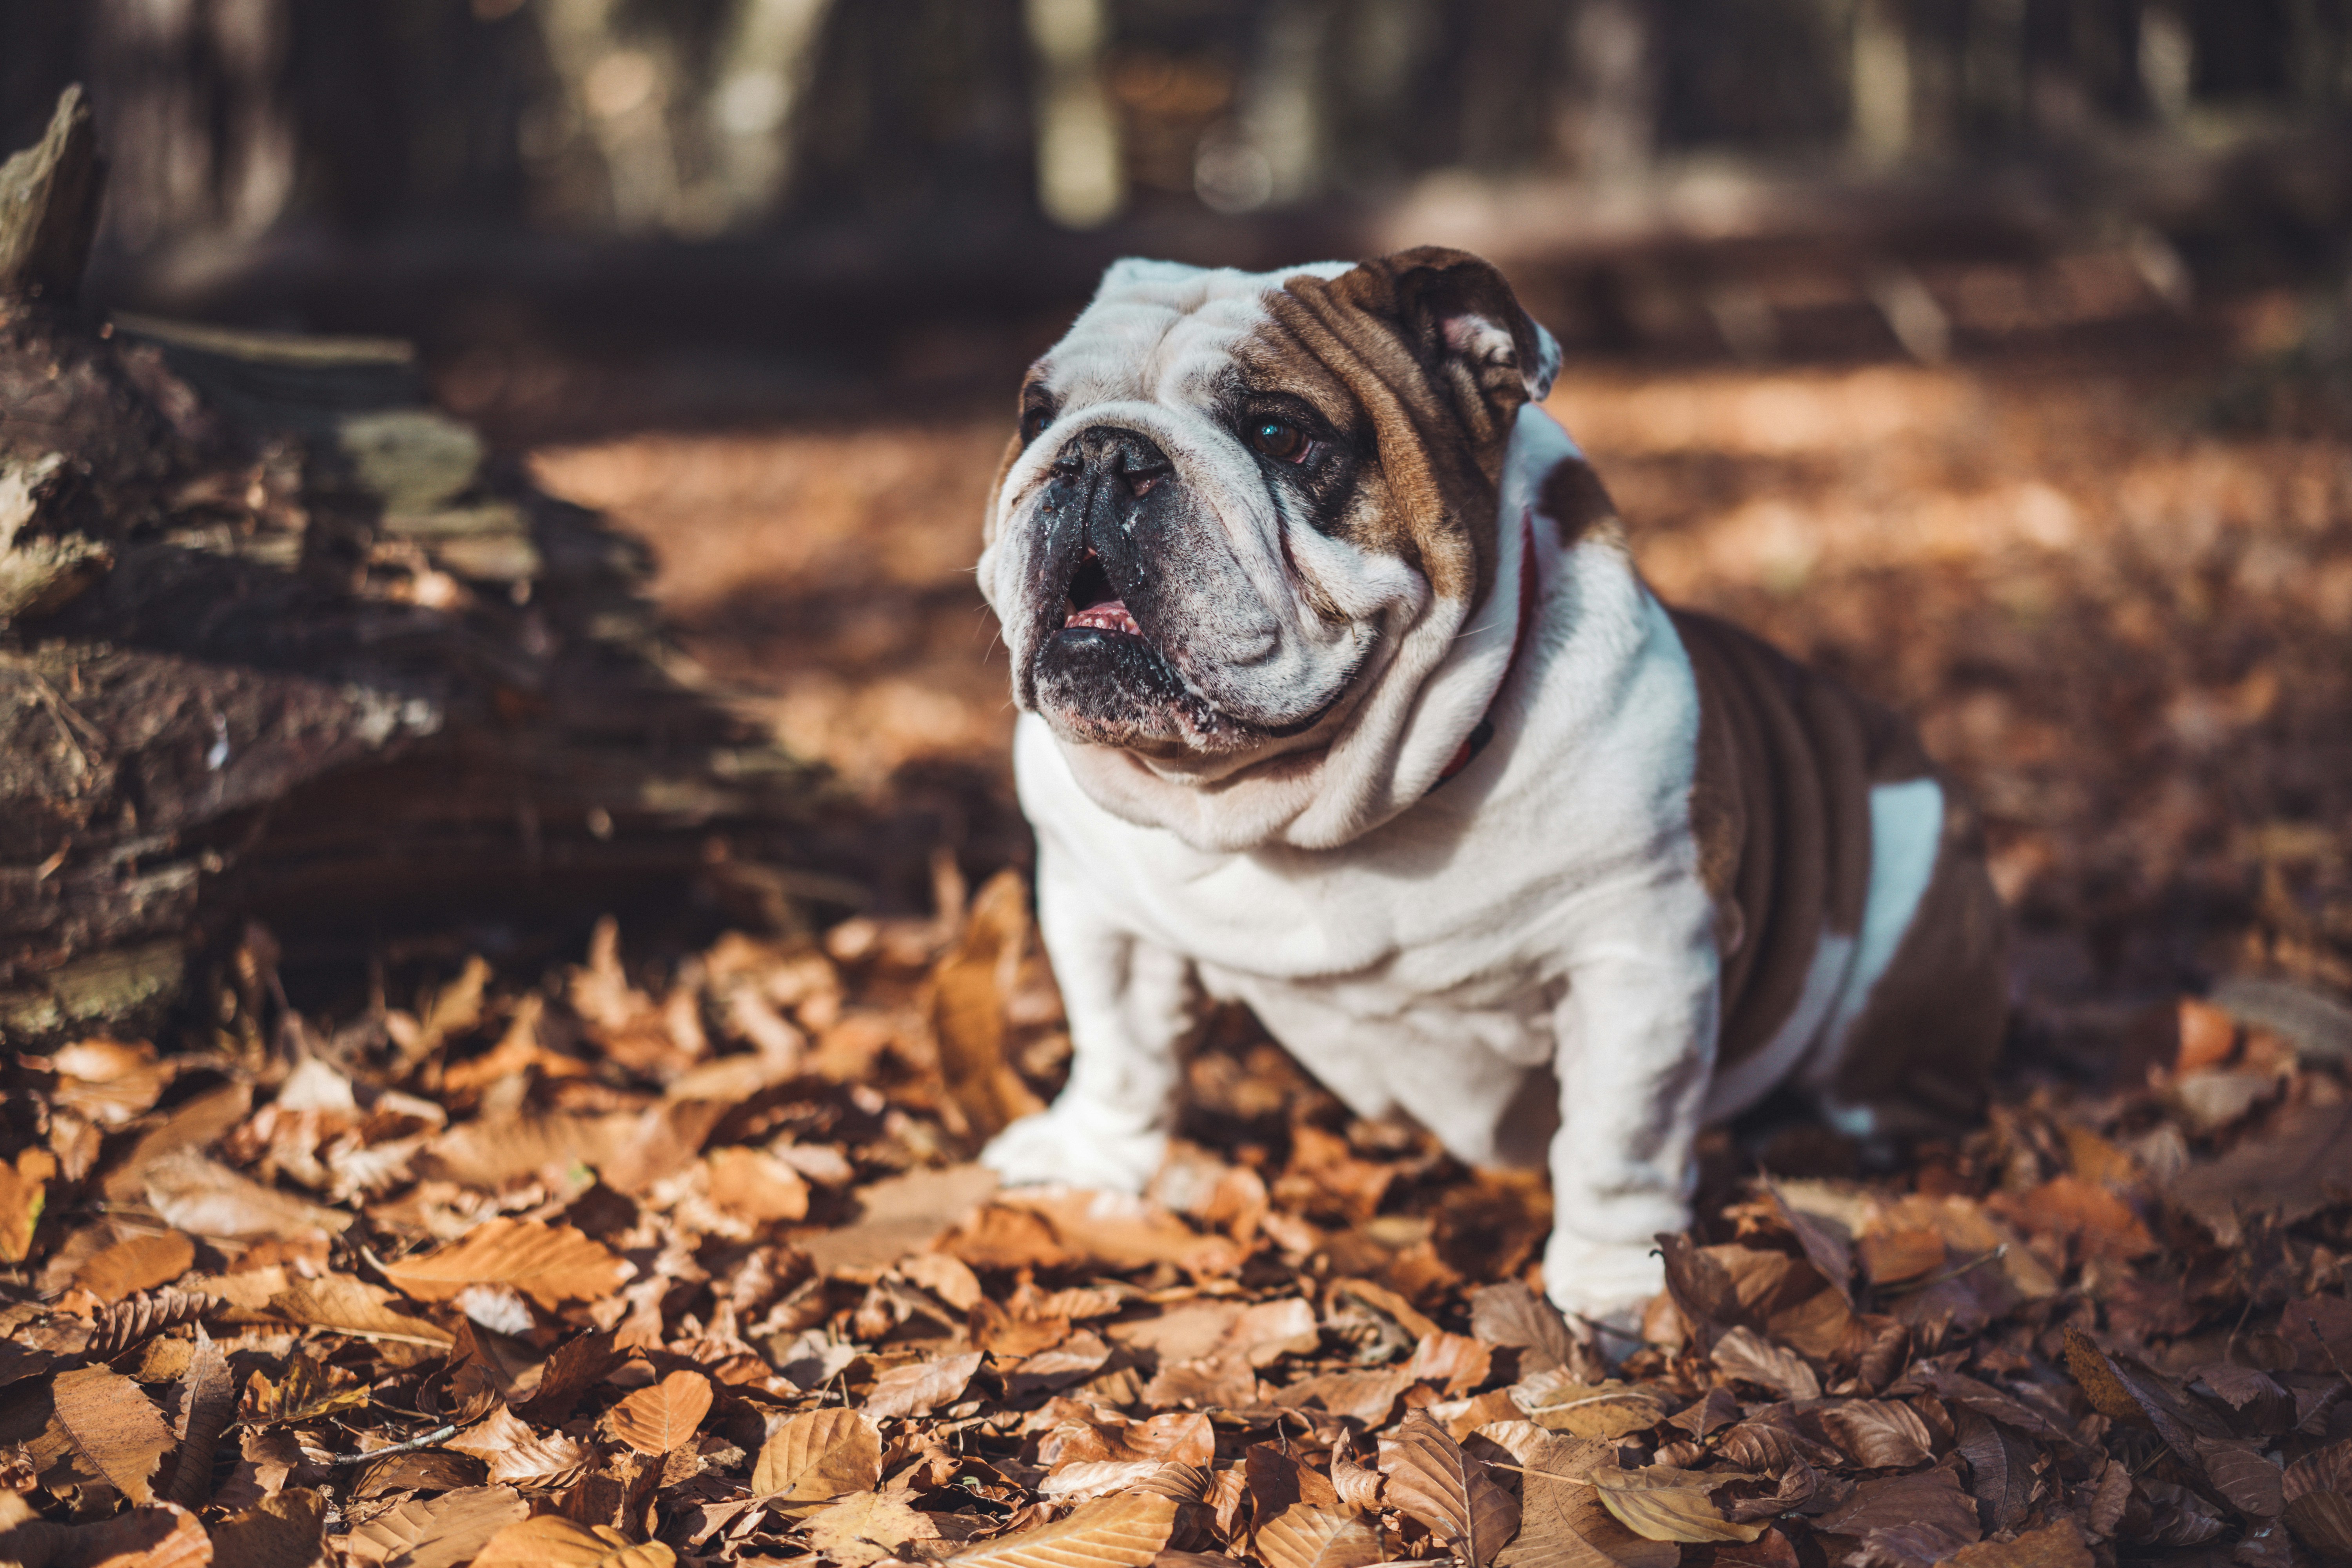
<box><xmin>1670</xmin><ymin>609</ymin><xmax>1934</xmax><ymax>1074</ymax></box>
<box><xmin>1539</xmin><ymin>456</ymin><xmax>1623</xmax><ymax>549</ymax></box>
<box><xmin>982</xmin><ymin>428</ymin><xmax>1024</xmax><ymax>547</ymax></box>
<box><xmin>1828</xmin><ymin>779</ymin><xmax>2009</xmax><ymax>1130</ymax></box>
<box><xmin>1245</xmin><ymin>249</ymin><xmax>1547</xmax><ymax>615</ymax></box>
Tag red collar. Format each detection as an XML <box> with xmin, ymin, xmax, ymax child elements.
<box><xmin>1433</xmin><ymin>511</ymin><xmax>1542</xmax><ymax>790</ymax></box>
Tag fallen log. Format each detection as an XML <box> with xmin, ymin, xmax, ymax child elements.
<box><xmin>0</xmin><ymin>87</ymin><xmax>838</xmax><ymax>1043</ymax></box>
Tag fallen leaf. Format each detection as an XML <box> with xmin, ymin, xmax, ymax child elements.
<box><xmin>444</xmin><ymin>1404</ymin><xmax>594</xmax><ymax>1489</ymax></box>
<box><xmin>1401</xmin><ymin>1331</ymin><xmax>1495</xmax><ymax>1395</ymax></box>
<box><xmin>267</xmin><ymin>1274</ymin><xmax>453</xmax><ymax>1347</ymax></box>
<box><xmin>705</xmin><ymin>1145</ymin><xmax>811</xmax><ymax>1223</ymax></box>
<box><xmin>2170</xmin><ymin>1101</ymin><xmax>2352</xmax><ymax>1245</ymax></box>
<box><xmin>797</xmin><ymin>1490</ymin><xmax>942</xmax><ymax>1566</ymax></box>
<box><xmin>380</xmin><ymin>1218</ymin><xmax>630</xmax><ymax>1312</ymax></box>
<box><xmin>1509</xmin><ymin>1374</ymin><xmax>1669</xmax><ymax>1439</ymax></box>
<box><xmin>1379</xmin><ymin>1406</ymin><xmax>1522</xmax><ymax>1566</ymax></box>
<box><xmin>801</xmin><ymin>1163</ymin><xmax>1000</xmax><ymax>1272</ymax></box>
<box><xmin>239</xmin><ymin>1352</ymin><xmax>370</xmax><ymax>1426</ymax></box>
<box><xmin>753</xmin><ymin>1407</ymin><xmax>884</xmax><ymax>1500</ymax></box>
<box><xmin>355</xmin><ymin>1449</ymin><xmax>486</xmax><ymax>1496</ymax></box>
<box><xmin>513</xmin><ymin>1329</ymin><xmax>624</xmax><ymax>1425</ymax></box>
<box><xmin>475</xmin><ymin>1514</ymin><xmax>677</xmax><ymax>1568</ymax></box>
<box><xmin>2282</xmin><ymin>1439</ymin><xmax>2352</xmax><ymax>1560</ymax></box>
<box><xmin>73</xmin><ymin>1230</ymin><xmax>194</xmax><ymax>1304</ymax></box>
<box><xmin>1811</xmin><ymin>1466</ymin><xmax>1980</xmax><ymax>1548</ymax></box>
<box><xmin>864</xmin><ymin>1350</ymin><xmax>984</xmax><ymax>1420</ymax></box>
<box><xmin>140</xmin><ymin>1151</ymin><xmax>351</xmax><ymax>1243</ymax></box>
<box><xmin>1273</xmin><ymin>1367</ymin><xmax>1415</xmax><ymax>1428</ymax></box>
<box><xmin>946</xmin><ymin>1187</ymin><xmax>1238</xmax><ymax>1276</ymax></box>
<box><xmin>2197</xmin><ymin>1437</ymin><xmax>2285</xmax><ymax>1517</ymax></box>
<box><xmin>0</xmin><ymin>1501</ymin><xmax>212</xmax><ymax>1568</ymax></box>
<box><xmin>941</xmin><ymin>1492</ymin><xmax>1178</xmax><ymax>1568</ymax></box>
<box><xmin>162</xmin><ymin>1325</ymin><xmax>232</xmax><ymax>1508</ymax></box>
<box><xmin>1816</xmin><ymin>1399</ymin><xmax>1935</xmax><ymax>1468</ymax></box>
<box><xmin>52</xmin><ymin>1363</ymin><xmax>175</xmax><ymax>1506</ymax></box>
<box><xmin>1484</xmin><ymin>1428</ymin><xmax>1678</xmax><ymax>1568</ymax></box>
<box><xmin>1590</xmin><ymin>1466</ymin><xmax>1768</xmax><ymax>1545</ymax></box>
<box><xmin>1710</xmin><ymin>1328</ymin><xmax>1820</xmax><ymax>1401</ymax></box>
<box><xmin>1937</xmin><ymin>1519</ymin><xmax>2093</xmax><ymax>1568</ymax></box>
<box><xmin>610</xmin><ymin>1370</ymin><xmax>713</xmax><ymax>1456</ymax></box>
<box><xmin>207</xmin><ymin>1487</ymin><xmax>327</xmax><ymax>1568</ymax></box>
<box><xmin>0</xmin><ymin>1147</ymin><xmax>58</xmax><ymax>1263</ymax></box>
<box><xmin>930</xmin><ymin>869</ymin><xmax>1048</xmax><ymax>1140</ymax></box>
<box><xmin>1254</xmin><ymin>1503</ymin><xmax>1383</xmax><ymax>1568</ymax></box>
<box><xmin>1470</xmin><ymin>1281</ymin><xmax>1586</xmax><ymax>1376</ymax></box>
<box><xmin>342</xmin><ymin>1484</ymin><xmax>530</xmax><ymax>1568</ymax></box>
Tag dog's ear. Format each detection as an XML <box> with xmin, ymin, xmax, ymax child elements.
<box><xmin>1338</xmin><ymin>247</ymin><xmax>1561</xmax><ymax>410</ymax></box>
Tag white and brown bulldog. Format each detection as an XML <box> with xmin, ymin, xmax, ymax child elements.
<box><xmin>974</xmin><ymin>248</ymin><xmax>2007</xmax><ymax>1327</ymax></box>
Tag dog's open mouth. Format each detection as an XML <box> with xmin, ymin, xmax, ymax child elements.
<box><xmin>1061</xmin><ymin>550</ymin><xmax>1142</xmax><ymax>637</ymax></box>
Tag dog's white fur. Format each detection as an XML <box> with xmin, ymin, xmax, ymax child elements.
<box><xmin>978</xmin><ymin>260</ymin><xmax>1942</xmax><ymax>1325</ymax></box>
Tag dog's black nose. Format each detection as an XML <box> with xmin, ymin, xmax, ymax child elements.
<box><xmin>1056</xmin><ymin>426</ymin><xmax>1175</xmax><ymax>498</ymax></box>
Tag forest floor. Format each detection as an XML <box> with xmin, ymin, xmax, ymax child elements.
<box><xmin>4</xmin><ymin>312</ymin><xmax>2352</xmax><ymax>1568</ymax></box>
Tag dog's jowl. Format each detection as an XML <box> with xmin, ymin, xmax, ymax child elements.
<box><xmin>974</xmin><ymin>249</ymin><xmax>2007</xmax><ymax>1328</ymax></box>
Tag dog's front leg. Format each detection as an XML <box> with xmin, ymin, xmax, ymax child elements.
<box><xmin>979</xmin><ymin>860</ymin><xmax>1195</xmax><ymax>1194</ymax></box>
<box><xmin>1541</xmin><ymin>929</ymin><xmax>1720</xmax><ymax>1331</ymax></box>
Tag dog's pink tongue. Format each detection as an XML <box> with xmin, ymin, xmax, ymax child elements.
<box><xmin>1066</xmin><ymin>600</ymin><xmax>1142</xmax><ymax>635</ymax></box>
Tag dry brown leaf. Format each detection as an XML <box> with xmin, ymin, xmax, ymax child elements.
<box><xmin>1331</xmin><ymin>1433</ymin><xmax>1384</xmax><ymax>1513</ymax></box>
<box><xmin>2196</xmin><ymin>1437</ymin><xmax>2284</xmax><ymax>1517</ymax></box>
<box><xmin>514</xmin><ymin>1329</ymin><xmax>624</xmax><ymax>1425</ymax></box>
<box><xmin>239</xmin><ymin>1352</ymin><xmax>370</xmax><ymax>1426</ymax></box>
<box><xmin>800</xmin><ymin>1163</ymin><xmax>1000</xmax><ymax>1272</ymax></box>
<box><xmin>1274</xmin><ymin>1367</ymin><xmax>1415</xmax><ymax>1428</ymax></box>
<box><xmin>2170</xmin><ymin>1101</ymin><xmax>2352</xmax><ymax>1245</ymax></box>
<box><xmin>1509</xmin><ymin>1374</ymin><xmax>1668</xmax><ymax>1440</ymax></box>
<box><xmin>753</xmin><ymin>1406</ymin><xmax>884</xmax><ymax>1500</ymax></box>
<box><xmin>1041</xmin><ymin>1459</ymin><xmax>1171</xmax><ymax>1499</ymax></box>
<box><xmin>444</xmin><ymin>1404</ymin><xmax>594</xmax><ymax>1490</ymax></box>
<box><xmin>1710</xmin><ymin>1328</ymin><xmax>1820</xmax><ymax>1402</ymax></box>
<box><xmin>355</xmin><ymin>1449</ymin><xmax>486</xmax><ymax>1497</ymax></box>
<box><xmin>797</xmin><ymin>1491</ymin><xmax>944</xmax><ymax>1566</ymax></box>
<box><xmin>1469</xmin><ymin>1281</ymin><xmax>1586</xmax><ymax>1377</ymax></box>
<box><xmin>475</xmin><ymin>1514</ymin><xmax>677</xmax><ymax>1568</ymax></box>
<box><xmin>946</xmin><ymin>1187</ymin><xmax>1239</xmax><ymax>1277</ymax></box>
<box><xmin>2282</xmin><ymin>1439</ymin><xmax>2352</xmax><ymax>1560</ymax></box>
<box><xmin>930</xmin><ymin>868</ymin><xmax>1048</xmax><ymax>1140</ymax></box>
<box><xmin>267</xmin><ymin>1274</ymin><xmax>452</xmax><ymax>1347</ymax></box>
<box><xmin>52</xmin><ymin>1362</ymin><xmax>175</xmax><ymax>1506</ymax></box>
<box><xmin>1401</xmin><ymin>1331</ymin><xmax>1495</xmax><ymax>1396</ymax></box>
<box><xmin>1485</xmin><ymin>1427</ymin><xmax>1677</xmax><ymax>1568</ymax></box>
<box><xmin>1590</xmin><ymin>1467</ymin><xmax>1768</xmax><ymax>1545</ymax></box>
<box><xmin>343</xmin><ymin>1484</ymin><xmax>530</xmax><ymax>1568</ymax></box>
<box><xmin>942</xmin><ymin>1492</ymin><xmax>1178</xmax><ymax>1568</ymax></box>
<box><xmin>1379</xmin><ymin>1406</ymin><xmax>1522</xmax><ymax>1566</ymax></box>
<box><xmin>1254</xmin><ymin>1504</ymin><xmax>1383</xmax><ymax>1568</ymax></box>
<box><xmin>0</xmin><ymin>1147</ymin><xmax>58</xmax><ymax>1264</ymax></box>
<box><xmin>1816</xmin><ymin>1399</ymin><xmax>1935</xmax><ymax>1469</ymax></box>
<box><xmin>704</xmin><ymin>1146</ymin><xmax>811</xmax><ymax>1222</ymax></box>
<box><xmin>207</xmin><ymin>1487</ymin><xmax>326</xmax><ymax>1568</ymax></box>
<box><xmin>0</xmin><ymin>1500</ymin><xmax>212</xmax><ymax>1568</ymax></box>
<box><xmin>73</xmin><ymin>1231</ymin><xmax>194</xmax><ymax>1304</ymax></box>
<box><xmin>380</xmin><ymin>1218</ymin><xmax>630</xmax><ymax>1312</ymax></box>
<box><xmin>864</xmin><ymin>1350</ymin><xmax>984</xmax><ymax>1421</ymax></box>
<box><xmin>609</xmin><ymin>1370</ymin><xmax>712</xmax><ymax>1456</ymax></box>
<box><xmin>162</xmin><ymin>1325</ymin><xmax>232</xmax><ymax>1508</ymax></box>
<box><xmin>1938</xmin><ymin>1519</ymin><xmax>2094</xmax><ymax>1568</ymax></box>
<box><xmin>140</xmin><ymin>1151</ymin><xmax>351</xmax><ymax>1243</ymax></box>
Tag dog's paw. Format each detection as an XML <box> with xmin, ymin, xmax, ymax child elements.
<box><xmin>979</xmin><ymin>1107</ymin><xmax>1167</xmax><ymax>1194</ymax></box>
<box><xmin>1541</xmin><ymin>1228</ymin><xmax>1666</xmax><ymax>1337</ymax></box>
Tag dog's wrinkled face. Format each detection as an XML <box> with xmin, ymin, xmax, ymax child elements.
<box><xmin>978</xmin><ymin>249</ymin><xmax>1561</xmax><ymax>785</ymax></box>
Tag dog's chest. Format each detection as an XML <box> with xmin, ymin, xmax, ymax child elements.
<box><xmin>1013</xmin><ymin>575</ymin><xmax>1710</xmax><ymax>1014</ymax></box>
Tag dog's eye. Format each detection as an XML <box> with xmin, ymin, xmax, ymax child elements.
<box><xmin>1020</xmin><ymin>401</ymin><xmax>1056</xmax><ymax>445</ymax></box>
<box><xmin>1244</xmin><ymin>416</ymin><xmax>1307</xmax><ymax>462</ymax></box>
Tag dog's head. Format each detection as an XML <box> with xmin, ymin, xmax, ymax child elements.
<box><xmin>978</xmin><ymin>248</ymin><xmax>1579</xmax><ymax>850</ymax></box>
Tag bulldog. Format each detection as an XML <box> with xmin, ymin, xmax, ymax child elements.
<box><xmin>973</xmin><ymin>248</ymin><xmax>2008</xmax><ymax>1327</ymax></box>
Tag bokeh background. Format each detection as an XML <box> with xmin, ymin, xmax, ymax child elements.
<box><xmin>7</xmin><ymin>0</ymin><xmax>2352</xmax><ymax>1049</ymax></box>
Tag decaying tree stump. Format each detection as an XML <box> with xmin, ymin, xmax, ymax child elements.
<box><xmin>1</xmin><ymin>87</ymin><xmax>836</xmax><ymax>1044</ymax></box>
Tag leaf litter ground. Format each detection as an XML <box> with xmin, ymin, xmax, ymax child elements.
<box><xmin>6</xmin><ymin>339</ymin><xmax>2352</xmax><ymax>1568</ymax></box>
